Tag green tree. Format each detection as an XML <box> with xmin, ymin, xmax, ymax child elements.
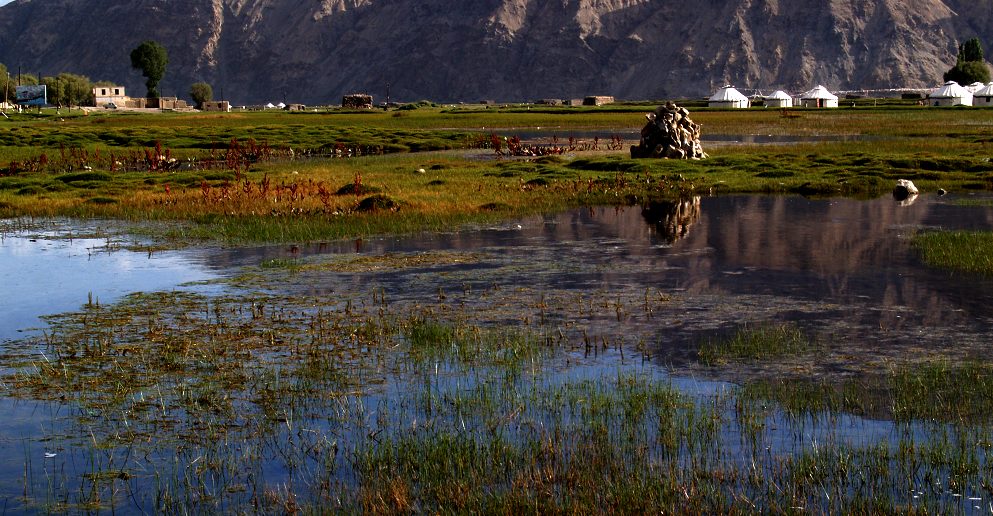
<box><xmin>0</xmin><ymin>63</ymin><xmax>14</xmax><ymax>105</ymax></box>
<box><xmin>44</xmin><ymin>73</ymin><xmax>94</xmax><ymax>108</ymax></box>
<box><xmin>962</xmin><ymin>37</ymin><xmax>984</xmax><ymax>63</ymax></box>
<box><xmin>130</xmin><ymin>40</ymin><xmax>169</xmax><ymax>98</ymax></box>
<box><xmin>945</xmin><ymin>37</ymin><xmax>991</xmax><ymax>85</ymax></box>
<box><xmin>945</xmin><ymin>60</ymin><xmax>991</xmax><ymax>85</ymax></box>
<box><xmin>189</xmin><ymin>81</ymin><xmax>213</xmax><ymax>109</ymax></box>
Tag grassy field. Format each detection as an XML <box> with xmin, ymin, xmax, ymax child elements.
<box><xmin>3</xmin><ymin>104</ymin><xmax>993</xmax><ymax>244</ymax></box>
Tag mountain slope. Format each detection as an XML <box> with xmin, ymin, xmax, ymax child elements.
<box><xmin>0</xmin><ymin>0</ymin><xmax>984</xmax><ymax>104</ymax></box>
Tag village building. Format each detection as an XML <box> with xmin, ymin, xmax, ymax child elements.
<box><xmin>92</xmin><ymin>85</ymin><xmax>128</xmax><ymax>107</ymax></box>
<box><xmin>342</xmin><ymin>94</ymin><xmax>374</xmax><ymax>109</ymax></box>
<box><xmin>929</xmin><ymin>81</ymin><xmax>972</xmax><ymax>106</ymax></box>
<box><xmin>799</xmin><ymin>85</ymin><xmax>839</xmax><ymax>108</ymax></box>
<box><xmin>764</xmin><ymin>90</ymin><xmax>793</xmax><ymax>108</ymax></box>
<box><xmin>201</xmin><ymin>100</ymin><xmax>231</xmax><ymax>112</ymax></box>
<box><xmin>708</xmin><ymin>85</ymin><xmax>750</xmax><ymax>108</ymax></box>
<box><xmin>583</xmin><ymin>95</ymin><xmax>614</xmax><ymax>106</ymax></box>
<box><xmin>973</xmin><ymin>83</ymin><xmax>993</xmax><ymax>106</ymax></box>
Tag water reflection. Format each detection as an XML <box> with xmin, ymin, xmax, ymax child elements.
<box><xmin>202</xmin><ymin>193</ymin><xmax>993</xmax><ymax>375</ymax></box>
<box><xmin>641</xmin><ymin>197</ymin><xmax>701</xmax><ymax>244</ymax></box>
<box><xmin>5</xmin><ymin>194</ymin><xmax>993</xmax><ymax>365</ymax></box>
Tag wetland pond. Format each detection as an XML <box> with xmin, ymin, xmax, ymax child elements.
<box><xmin>3</xmin><ymin>193</ymin><xmax>993</xmax><ymax>512</ymax></box>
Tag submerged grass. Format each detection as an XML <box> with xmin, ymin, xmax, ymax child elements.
<box><xmin>3</xmin><ymin>250</ymin><xmax>993</xmax><ymax>513</ymax></box>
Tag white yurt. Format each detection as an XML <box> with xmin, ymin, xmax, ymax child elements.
<box><xmin>930</xmin><ymin>81</ymin><xmax>972</xmax><ymax>106</ymax></box>
<box><xmin>967</xmin><ymin>81</ymin><xmax>987</xmax><ymax>93</ymax></box>
<box><xmin>764</xmin><ymin>90</ymin><xmax>793</xmax><ymax>108</ymax></box>
<box><xmin>799</xmin><ymin>85</ymin><xmax>839</xmax><ymax>108</ymax></box>
<box><xmin>973</xmin><ymin>82</ymin><xmax>993</xmax><ymax>106</ymax></box>
<box><xmin>708</xmin><ymin>85</ymin><xmax>750</xmax><ymax>108</ymax></box>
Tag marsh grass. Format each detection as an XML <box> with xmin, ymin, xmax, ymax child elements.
<box><xmin>913</xmin><ymin>230</ymin><xmax>993</xmax><ymax>276</ymax></box>
<box><xmin>5</xmin><ymin>262</ymin><xmax>993</xmax><ymax>512</ymax></box>
<box><xmin>697</xmin><ymin>322</ymin><xmax>811</xmax><ymax>366</ymax></box>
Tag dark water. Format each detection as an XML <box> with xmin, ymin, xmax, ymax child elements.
<box><xmin>206</xmin><ymin>193</ymin><xmax>993</xmax><ymax>374</ymax></box>
<box><xmin>5</xmin><ymin>193</ymin><xmax>993</xmax><ymax>374</ymax></box>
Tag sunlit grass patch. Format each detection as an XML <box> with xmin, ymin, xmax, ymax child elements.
<box><xmin>697</xmin><ymin>322</ymin><xmax>811</xmax><ymax>366</ymax></box>
<box><xmin>912</xmin><ymin>230</ymin><xmax>993</xmax><ymax>276</ymax></box>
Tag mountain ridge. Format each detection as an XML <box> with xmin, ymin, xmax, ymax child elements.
<box><xmin>0</xmin><ymin>0</ymin><xmax>987</xmax><ymax>104</ymax></box>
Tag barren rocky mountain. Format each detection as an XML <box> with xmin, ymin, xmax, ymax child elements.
<box><xmin>0</xmin><ymin>0</ymin><xmax>988</xmax><ymax>104</ymax></box>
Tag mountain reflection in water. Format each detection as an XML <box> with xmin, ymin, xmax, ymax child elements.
<box><xmin>206</xmin><ymin>194</ymin><xmax>993</xmax><ymax>376</ymax></box>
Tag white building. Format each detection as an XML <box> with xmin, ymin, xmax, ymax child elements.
<box><xmin>799</xmin><ymin>85</ymin><xmax>838</xmax><ymax>108</ymax></box>
<box><xmin>708</xmin><ymin>85</ymin><xmax>750</xmax><ymax>108</ymax></box>
<box><xmin>973</xmin><ymin>82</ymin><xmax>993</xmax><ymax>106</ymax></box>
<box><xmin>929</xmin><ymin>81</ymin><xmax>972</xmax><ymax>106</ymax></box>
<box><xmin>764</xmin><ymin>90</ymin><xmax>793</xmax><ymax>108</ymax></box>
<box><xmin>92</xmin><ymin>85</ymin><xmax>128</xmax><ymax>107</ymax></box>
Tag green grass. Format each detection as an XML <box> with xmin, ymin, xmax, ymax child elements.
<box><xmin>4</xmin><ymin>108</ymin><xmax>993</xmax><ymax>244</ymax></box>
<box><xmin>697</xmin><ymin>322</ymin><xmax>811</xmax><ymax>366</ymax></box>
<box><xmin>913</xmin><ymin>230</ymin><xmax>993</xmax><ymax>276</ymax></box>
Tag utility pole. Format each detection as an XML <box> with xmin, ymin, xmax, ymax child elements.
<box><xmin>1</xmin><ymin>72</ymin><xmax>8</xmax><ymax>119</ymax></box>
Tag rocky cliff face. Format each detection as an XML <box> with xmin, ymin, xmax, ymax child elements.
<box><xmin>0</xmin><ymin>0</ymin><xmax>986</xmax><ymax>104</ymax></box>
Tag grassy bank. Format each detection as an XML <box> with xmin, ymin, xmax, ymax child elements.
<box><xmin>3</xmin><ymin>107</ymin><xmax>993</xmax><ymax>244</ymax></box>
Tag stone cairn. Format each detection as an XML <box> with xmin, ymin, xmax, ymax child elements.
<box><xmin>630</xmin><ymin>101</ymin><xmax>707</xmax><ymax>160</ymax></box>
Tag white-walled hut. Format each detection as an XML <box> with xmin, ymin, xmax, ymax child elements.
<box><xmin>708</xmin><ymin>85</ymin><xmax>750</xmax><ymax>108</ymax></box>
<box><xmin>973</xmin><ymin>83</ymin><xmax>993</xmax><ymax>106</ymax></box>
<box><xmin>764</xmin><ymin>90</ymin><xmax>793</xmax><ymax>108</ymax></box>
<box><xmin>799</xmin><ymin>85</ymin><xmax>838</xmax><ymax>108</ymax></box>
<box><xmin>967</xmin><ymin>81</ymin><xmax>987</xmax><ymax>93</ymax></box>
<box><xmin>929</xmin><ymin>81</ymin><xmax>972</xmax><ymax>106</ymax></box>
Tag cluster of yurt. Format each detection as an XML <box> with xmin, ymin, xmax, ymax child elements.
<box><xmin>709</xmin><ymin>85</ymin><xmax>841</xmax><ymax>108</ymax></box>
<box><xmin>927</xmin><ymin>80</ymin><xmax>993</xmax><ymax>106</ymax></box>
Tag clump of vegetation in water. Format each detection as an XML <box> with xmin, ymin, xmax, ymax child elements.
<box><xmin>697</xmin><ymin>322</ymin><xmax>811</xmax><ymax>366</ymax></box>
<box><xmin>912</xmin><ymin>230</ymin><xmax>993</xmax><ymax>276</ymax></box>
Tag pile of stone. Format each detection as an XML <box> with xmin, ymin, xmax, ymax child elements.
<box><xmin>631</xmin><ymin>102</ymin><xmax>707</xmax><ymax>159</ymax></box>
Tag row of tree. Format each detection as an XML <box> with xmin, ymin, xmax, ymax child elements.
<box><xmin>2</xmin><ymin>40</ymin><xmax>213</xmax><ymax>109</ymax></box>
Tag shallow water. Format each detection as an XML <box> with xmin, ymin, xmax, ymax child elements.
<box><xmin>0</xmin><ymin>229</ymin><xmax>224</xmax><ymax>341</ymax></box>
<box><xmin>3</xmin><ymin>193</ymin><xmax>993</xmax><ymax>512</ymax></box>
